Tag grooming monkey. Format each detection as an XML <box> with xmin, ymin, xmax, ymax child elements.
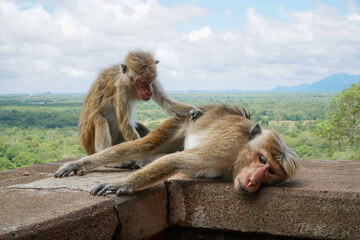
<box><xmin>78</xmin><ymin>49</ymin><xmax>203</xmax><ymax>166</ymax></box>
<box><xmin>55</xmin><ymin>105</ymin><xmax>300</xmax><ymax>195</ymax></box>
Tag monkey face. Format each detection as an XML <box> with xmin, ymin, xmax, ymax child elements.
<box><xmin>134</xmin><ymin>76</ymin><xmax>154</xmax><ymax>101</ymax></box>
<box><xmin>234</xmin><ymin>149</ymin><xmax>286</xmax><ymax>193</ymax></box>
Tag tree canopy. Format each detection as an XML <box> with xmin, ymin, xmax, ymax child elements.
<box><xmin>316</xmin><ymin>82</ymin><xmax>360</xmax><ymax>145</ymax></box>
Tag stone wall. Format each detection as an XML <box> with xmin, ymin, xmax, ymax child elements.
<box><xmin>0</xmin><ymin>159</ymin><xmax>359</xmax><ymax>240</ymax></box>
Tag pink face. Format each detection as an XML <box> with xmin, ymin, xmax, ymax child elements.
<box><xmin>234</xmin><ymin>150</ymin><xmax>286</xmax><ymax>193</ymax></box>
<box><xmin>134</xmin><ymin>76</ymin><xmax>153</xmax><ymax>101</ymax></box>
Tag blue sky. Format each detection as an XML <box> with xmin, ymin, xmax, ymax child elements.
<box><xmin>1</xmin><ymin>0</ymin><xmax>360</xmax><ymax>93</ymax></box>
<box><xmin>160</xmin><ymin>0</ymin><xmax>352</xmax><ymax>31</ymax></box>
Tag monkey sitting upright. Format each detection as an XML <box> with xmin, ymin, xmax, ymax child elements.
<box><xmin>55</xmin><ymin>105</ymin><xmax>300</xmax><ymax>195</ymax></box>
<box><xmin>78</xmin><ymin>49</ymin><xmax>202</xmax><ymax>168</ymax></box>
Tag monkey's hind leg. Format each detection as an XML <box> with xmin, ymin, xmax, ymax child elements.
<box><xmin>94</xmin><ymin>114</ymin><xmax>125</xmax><ymax>169</ymax></box>
<box><xmin>109</xmin><ymin>121</ymin><xmax>151</xmax><ymax>170</ymax></box>
<box><xmin>136</xmin><ymin>122</ymin><xmax>151</xmax><ymax>137</ymax></box>
<box><xmin>94</xmin><ymin>114</ymin><xmax>113</xmax><ymax>153</ymax></box>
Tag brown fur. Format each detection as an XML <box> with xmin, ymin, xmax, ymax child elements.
<box><xmin>125</xmin><ymin>50</ymin><xmax>157</xmax><ymax>79</ymax></box>
<box><xmin>56</xmin><ymin>105</ymin><xmax>300</xmax><ymax>195</ymax></box>
<box><xmin>78</xmin><ymin>49</ymin><xmax>202</xmax><ymax>155</ymax></box>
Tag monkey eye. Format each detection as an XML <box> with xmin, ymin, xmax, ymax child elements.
<box><xmin>259</xmin><ymin>154</ymin><xmax>267</xmax><ymax>164</ymax></box>
<box><xmin>268</xmin><ymin>168</ymin><xmax>277</xmax><ymax>175</ymax></box>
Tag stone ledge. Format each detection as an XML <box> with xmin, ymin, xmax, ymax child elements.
<box><xmin>0</xmin><ymin>188</ymin><xmax>118</xmax><ymax>240</ymax></box>
<box><xmin>0</xmin><ymin>160</ymin><xmax>168</xmax><ymax>240</ymax></box>
<box><xmin>167</xmin><ymin>160</ymin><xmax>360</xmax><ymax>240</ymax></box>
<box><xmin>0</xmin><ymin>159</ymin><xmax>359</xmax><ymax>240</ymax></box>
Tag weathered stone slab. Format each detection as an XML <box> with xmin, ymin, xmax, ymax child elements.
<box><xmin>110</xmin><ymin>183</ymin><xmax>168</xmax><ymax>240</ymax></box>
<box><xmin>167</xmin><ymin>159</ymin><xmax>360</xmax><ymax>240</ymax></box>
<box><xmin>1</xmin><ymin>159</ymin><xmax>360</xmax><ymax>240</ymax></box>
<box><xmin>0</xmin><ymin>158</ymin><xmax>79</xmax><ymax>187</ymax></box>
<box><xmin>7</xmin><ymin>169</ymin><xmax>131</xmax><ymax>192</ymax></box>
<box><xmin>0</xmin><ymin>188</ymin><xmax>118</xmax><ymax>240</ymax></box>
<box><xmin>2</xmin><ymin>164</ymin><xmax>168</xmax><ymax>240</ymax></box>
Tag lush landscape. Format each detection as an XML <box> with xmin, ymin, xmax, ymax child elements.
<box><xmin>0</xmin><ymin>91</ymin><xmax>359</xmax><ymax>171</ymax></box>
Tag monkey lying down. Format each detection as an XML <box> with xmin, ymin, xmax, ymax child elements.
<box><xmin>55</xmin><ymin>105</ymin><xmax>300</xmax><ymax>195</ymax></box>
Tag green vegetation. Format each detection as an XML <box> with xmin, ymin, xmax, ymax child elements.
<box><xmin>315</xmin><ymin>83</ymin><xmax>360</xmax><ymax>146</ymax></box>
<box><xmin>1</xmin><ymin>91</ymin><xmax>359</xmax><ymax>171</ymax></box>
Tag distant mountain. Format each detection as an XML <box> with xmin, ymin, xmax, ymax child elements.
<box><xmin>272</xmin><ymin>73</ymin><xmax>360</xmax><ymax>92</ymax></box>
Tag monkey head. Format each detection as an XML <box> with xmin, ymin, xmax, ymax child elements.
<box><xmin>121</xmin><ymin>50</ymin><xmax>159</xmax><ymax>101</ymax></box>
<box><xmin>234</xmin><ymin>124</ymin><xmax>299</xmax><ymax>193</ymax></box>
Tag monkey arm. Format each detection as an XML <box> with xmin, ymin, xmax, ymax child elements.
<box><xmin>152</xmin><ymin>81</ymin><xmax>203</xmax><ymax>120</ymax></box>
<box><xmin>90</xmin><ymin>151</ymin><xmax>193</xmax><ymax>195</ymax></box>
<box><xmin>55</xmin><ymin>117</ymin><xmax>185</xmax><ymax>178</ymax></box>
<box><xmin>90</xmin><ymin>145</ymin><xmax>230</xmax><ymax>196</ymax></box>
<box><xmin>115</xmin><ymin>100</ymin><xmax>141</xmax><ymax>141</ymax></box>
<box><xmin>54</xmin><ymin>141</ymin><xmax>143</xmax><ymax>178</ymax></box>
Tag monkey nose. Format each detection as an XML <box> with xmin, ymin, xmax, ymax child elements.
<box><xmin>247</xmin><ymin>181</ymin><xmax>254</xmax><ymax>187</ymax></box>
<box><xmin>237</xmin><ymin>178</ymin><xmax>251</xmax><ymax>193</ymax></box>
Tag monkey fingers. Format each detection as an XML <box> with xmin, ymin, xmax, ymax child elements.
<box><xmin>54</xmin><ymin>162</ymin><xmax>85</xmax><ymax>178</ymax></box>
<box><xmin>190</xmin><ymin>107</ymin><xmax>203</xmax><ymax>120</ymax></box>
<box><xmin>90</xmin><ymin>183</ymin><xmax>132</xmax><ymax>196</ymax></box>
<box><xmin>119</xmin><ymin>160</ymin><xmax>142</xmax><ymax>169</ymax></box>
<box><xmin>90</xmin><ymin>183</ymin><xmax>117</xmax><ymax>196</ymax></box>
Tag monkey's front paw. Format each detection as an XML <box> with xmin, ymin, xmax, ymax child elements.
<box><xmin>190</xmin><ymin>107</ymin><xmax>203</xmax><ymax>120</ymax></box>
<box><xmin>90</xmin><ymin>183</ymin><xmax>133</xmax><ymax>196</ymax></box>
<box><xmin>54</xmin><ymin>162</ymin><xmax>86</xmax><ymax>178</ymax></box>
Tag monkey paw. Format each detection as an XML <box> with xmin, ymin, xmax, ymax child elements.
<box><xmin>190</xmin><ymin>107</ymin><xmax>203</xmax><ymax>120</ymax></box>
<box><xmin>105</xmin><ymin>160</ymin><xmax>142</xmax><ymax>170</ymax></box>
<box><xmin>119</xmin><ymin>160</ymin><xmax>142</xmax><ymax>169</ymax></box>
<box><xmin>90</xmin><ymin>183</ymin><xmax>133</xmax><ymax>196</ymax></box>
<box><xmin>54</xmin><ymin>162</ymin><xmax>86</xmax><ymax>178</ymax></box>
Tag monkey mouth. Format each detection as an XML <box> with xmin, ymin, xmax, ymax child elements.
<box><xmin>142</xmin><ymin>97</ymin><xmax>151</xmax><ymax>101</ymax></box>
<box><xmin>237</xmin><ymin>178</ymin><xmax>251</xmax><ymax>194</ymax></box>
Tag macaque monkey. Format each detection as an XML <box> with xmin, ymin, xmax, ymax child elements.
<box><xmin>55</xmin><ymin>105</ymin><xmax>300</xmax><ymax>195</ymax></box>
<box><xmin>78</xmin><ymin>49</ymin><xmax>202</xmax><ymax>166</ymax></box>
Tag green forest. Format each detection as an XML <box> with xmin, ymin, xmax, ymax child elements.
<box><xmin>1</xmin><ymin>91</ymin><xmax>359</xmax><ymax>171</ymax></box>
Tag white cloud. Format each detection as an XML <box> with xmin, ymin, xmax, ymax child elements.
<box><xmin>0</xmin><ymin>0</ymin><xmax>359</xmax><ymax>93</ymax></box>
<box><xmin>188</xmin><ymin>26</ymin><xmax>212</xmax><ymax>42</ymax></box>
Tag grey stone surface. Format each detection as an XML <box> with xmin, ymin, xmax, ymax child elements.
<box><xmin>0</xmin><ymin>188</ymin><xmax>118</xmax><ymax>240</ymax></box>
<box><xmin>1</xmin><ymin>159</ymin><xmax>360</xmax><ymax>240</ymax></box>
<box><xmin>1</xmin><ymin>163</ymin><xmax>168</xmax><ymax>240</ymax></box>
<box><xmin>8</xmin><ymin>168</ymin><xmax>131</xmax><ymax>192</ymax></box>
<box><xmin>110</xmin><ymin>183</ymin><xmax>168</xmax><ymax>240</ymax></box>
<box><xmin>167</xmin><ymin>159</ymin><xmax>360</xmax><ymax>240</ymax></box>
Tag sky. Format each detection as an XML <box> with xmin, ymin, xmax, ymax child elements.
<box><xmin>0</xmin><ymin>0</ymin><xmax>360</xmax><ymax>94</ymax></box>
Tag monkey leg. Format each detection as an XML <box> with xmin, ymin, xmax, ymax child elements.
<box><xmin>112</xmin><ymin>160</ymin><xmax>142</xmax><ymax>170</ymax></box>
<box><xmin>93</xmin><ymin>114</ymin><xmax>139</xmax><ymax>170</ymax></box>
<box><xmin>55</xmin><ymin>117</ymin><xmax>184</xmax><ymax>178</ymax></box>
<box><xmin>135</xmin><ymin>122</ymin><xmax>151</xmax><ymax>137</ymax></box>
<box><xmin>90</xmin><ymin>148</ymin><xmax>214</xmax><ymax>196</ymax></box>
<box><xmin>110</xmin><ymin>121</ymin><xmax>152</xmax><ymax>170</ymax></box>
<box><xmin>94</xmin><ymin>114</ymin><xmax>113</xmax><ymax>153</ymax></box>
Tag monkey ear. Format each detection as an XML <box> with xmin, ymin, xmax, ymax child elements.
<box><xmin>250</xmin><ymin>124</ymin><xmax>262</xmax><ymax>140</ymax></box>
<box><xmin>121</xmin><ymin>64</ymin><xmax>128</xmax><ymax>73</ymax></box>
<box><xmin>155</xmin><ymin>60</ymin><xmax>160</xmax><ymax>64</ymax></box>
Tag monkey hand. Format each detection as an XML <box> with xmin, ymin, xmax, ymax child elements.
<box><xmin>90</xmin><ymin>182</ymin><xmax>133</xmax><ymax>196</ymax></box>
<box><xmin>54</xmin><ymin>162</ymin><xmax>87</xmax><ymax>178</ymax></box>
<box><xmin>190</xmin><ymin>107</ymin><xmax>203</xmax><ymax>120</ymax></box>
